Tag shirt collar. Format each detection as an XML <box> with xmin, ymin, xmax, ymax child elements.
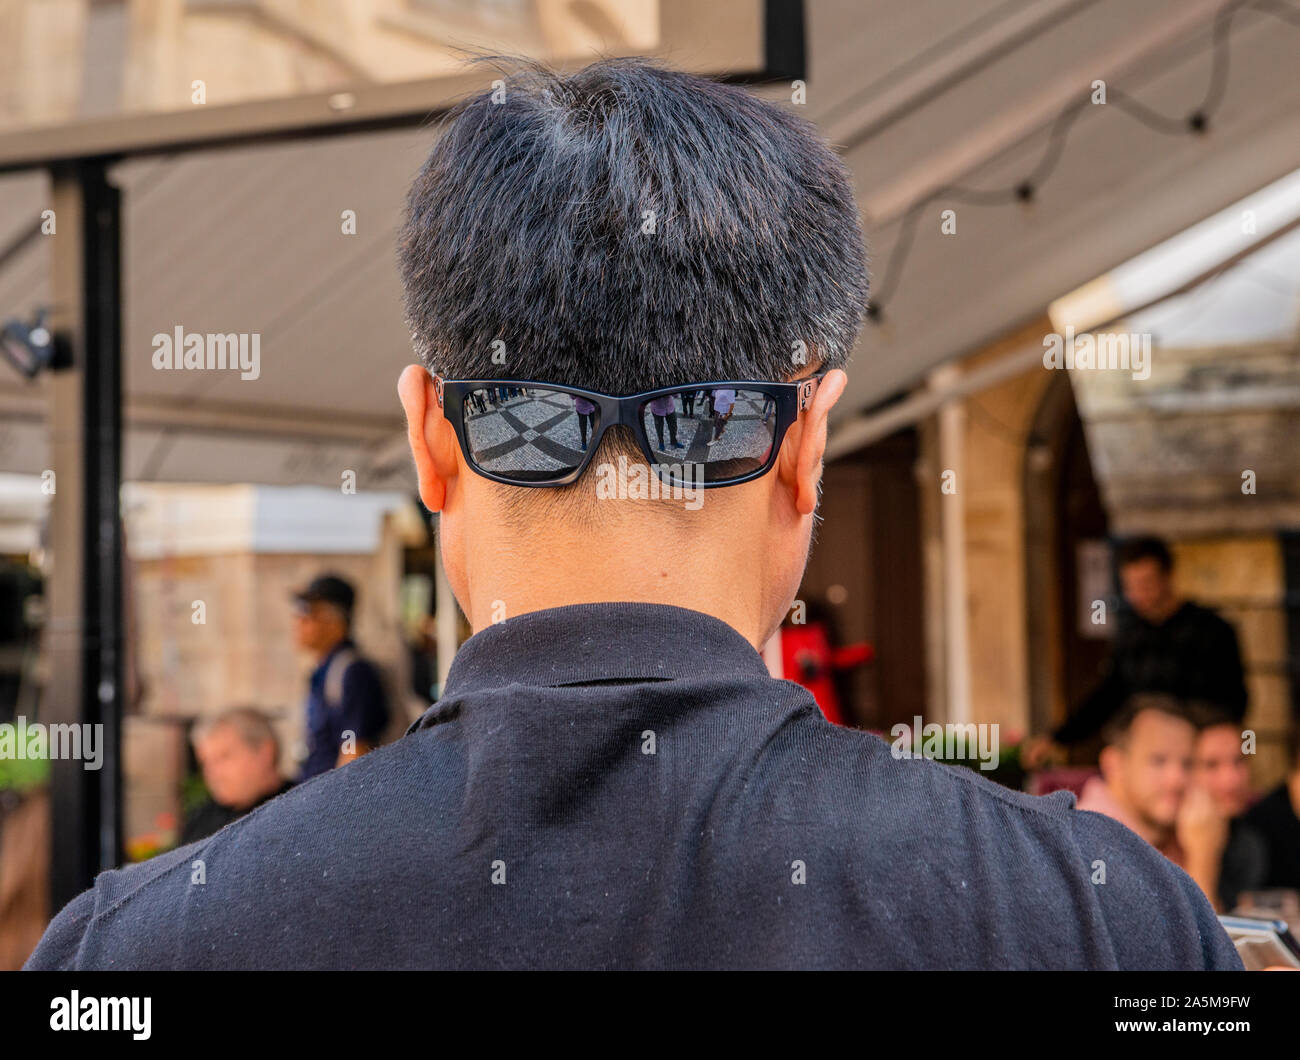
<box><xmin>411</xmin><ymin>602</ymin><xmax>770</xmax><ymax>729</ymax></box>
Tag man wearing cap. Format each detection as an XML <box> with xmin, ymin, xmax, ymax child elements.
<box><xmin>292</xmin><ymin>574</ymin><xmax>390</xmax><ymax>780</ymax></box>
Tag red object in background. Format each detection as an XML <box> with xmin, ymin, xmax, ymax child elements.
<box><xmin>1027</xmin><ymin>767</ymin><xmax>1099</xmax><ymax>800</ymax></box>
<box><xmin>779</xmin><ymin>622</ymin><xmax>874</xmax><ymax>726</ymax></box>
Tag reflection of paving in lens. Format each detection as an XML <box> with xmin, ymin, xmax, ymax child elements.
<box><xmin>647</xmin><ymin>392</ymin><xmax>775</xmax><ymax>479</ymax></box>
<box><xmin>466</xmin><ymin>389</ymin><xmax>777</xmax><ymax>480</ymax></box>
<box><xmin>467</xmin><ymin>391</ymin><xmax>591</xmax><ymax>474</ymax></box>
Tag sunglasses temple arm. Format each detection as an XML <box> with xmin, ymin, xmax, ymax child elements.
<box><xmin>797</xmin><ymin>377</ymin><xmax>818</xmax><ymax>412</ymax></box>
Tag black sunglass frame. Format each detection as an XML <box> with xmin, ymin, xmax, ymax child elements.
<box><xmin>433</xmin><ymin>372</ymin><xmax>827</xmax><ymax>489</ymax></box>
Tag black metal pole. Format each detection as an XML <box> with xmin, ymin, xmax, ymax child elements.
<box><xmin>47</xmin><ymin>159</ymin><xmax>123</xmax><ymax>910</ymax></box>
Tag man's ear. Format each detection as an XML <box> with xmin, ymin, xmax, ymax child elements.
<box><xmin>1098</xmin><ymin>745</ymin><xmax>1121</xmax><ymax>785</ymax></box>
<box><xmin>398</xmin><ymin>364</ymin><xmax>459</xmax><ymax>512</ymax></box>
<box><xmin>778</xmin><ymin>368</ymin><xmax>848</xmax><ymax>515</ymax></box>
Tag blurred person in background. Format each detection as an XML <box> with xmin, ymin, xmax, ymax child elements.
<box><xmin>1077</xmin><ymin>694</ymin><xmax>1197</xmax><ymax>866</ymax></box>
<box><xmin>1237</xmin><ymin>721</ymin><xmax>1300</xmax><ymax>897</ymax></box>
<box><xmin>292</xmin><ymin>574</ymin><xmax>390</xmax><ymax>780</ymax></box>
<box><xmin>1077</xmin><ymin>694</ymin><xmax>1241</xmax><ymax>910</ymax></box>
<box><xmin>182</xmin><ymin>707</ymin><xmax>293</xmax><ymax>844</ymax></box>
<box><xmin>776</xmin><ymin>598</ymin><xmax>873</xmax><ymax>726</ymax></box>
<box><xmin>1026</xmin><ymin>536</ymin><xmax>1247</xmax><ymax>768</ymax></box>
<box><xmin>1193</xmin><ymin>710</ymin><xmax>1255</xmax><ymax>818</ymax></box>
<box><xmin>1190</xmin><ymin>707</ymin><xmax>1267</xmax><ymax>911</ymax></box>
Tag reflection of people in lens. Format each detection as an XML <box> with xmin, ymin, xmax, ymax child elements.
<box><xmin>707</xmin><ymin>388</ymin><xmax>736</xmax><ymax>446</ymax></box>
<box><xmin>680</xmin><ymin>390</ymin><xmax>696</xmax><ymax>417</ymax></box>
<box><xmin>573</xmin><ymin>394</ymin><xmax>597</xmax><ymax>449</ymax></box>
<box><xmin>761</xmin><ymin>394</ymin><xmax>774</xmax><ymax>424</ymax></box>
<box><xmin>649</xmin><ymin>394</ymin><xmax>682</xmax><ymax>449</ymax></box>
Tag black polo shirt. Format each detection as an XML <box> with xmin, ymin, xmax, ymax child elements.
<box><xmin>25</xmin><ymin>602</ymin><xmax>1240</xmax><ymax>970</ymax></box>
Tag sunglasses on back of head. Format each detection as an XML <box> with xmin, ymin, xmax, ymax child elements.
<box><xmin>432</xmin><ymin>372</ymin><xmax>827</xmax><ymax>489</ymax></box>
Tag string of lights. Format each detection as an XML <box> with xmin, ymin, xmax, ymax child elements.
<box><xmin>861</xmin><ymin>0</ymin><xmax>1300</xmax><ymax>321</ymax></box>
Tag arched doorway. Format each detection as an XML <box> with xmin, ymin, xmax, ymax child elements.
<box><xmin>1023</xmin><ymin>372</ymin><xmax>1111</xmax><ymax>746</ymax></box>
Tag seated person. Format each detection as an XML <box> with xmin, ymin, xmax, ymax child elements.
<box><xmin>1238</xmin><ymin>721</ymin><xmax>1300</xmax><ymax>897</ymax></box>
<box><xmin>182</xmin><ymin>707</ymin><xmax>293</xmax><ymax>845</ymax></box>
<box><xmin>1191</xmin><ymin>708</ymin><xmax>1267</xmax><ymax>910</ymax></box>
<box><xmin>1076</xmin><ymin>694</ymin><xmax>1228</xmax><ymax>907</ymax></box>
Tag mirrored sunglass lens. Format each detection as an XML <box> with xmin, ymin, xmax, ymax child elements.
<box><xmin>463</xmin><ymin>386</ymin><xmax>598</xmax><ymax>482</ymax></box>
<box><xmin>639</xmin><ymin>388</ymin><xmax>777</xmax><ymax>484</ymax></box>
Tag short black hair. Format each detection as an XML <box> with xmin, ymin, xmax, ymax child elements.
<box><xmin>398</xmin><ymin>55</ymin><xmax>868</xmax><ymax>395</ymax></box>
<box><xmin>1184</xmin><ymin>701</ymin><xmax>1238</xmax><ymax>732</ymax></box>
<box><xmin>1116</xmin><ymin>536</ymin><xmax>1173</xmax><ymax>573</ymax></box>
<box><xmin>1100</xmin><ymin>693</ymin><xmax>1196</xmax><ymax>748</ymax></box>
